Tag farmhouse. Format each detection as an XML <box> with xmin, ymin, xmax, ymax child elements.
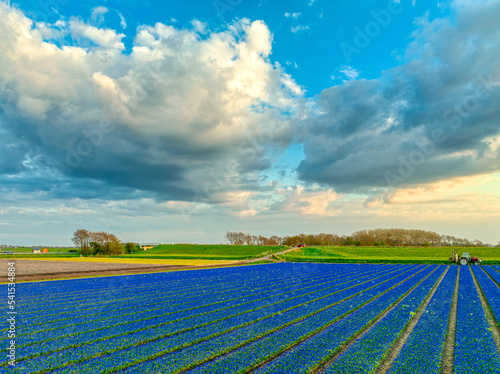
<box><xmin>139</xmin><ymin>242</ymin><xmax>162</xmax><ymax>251</ymax></box>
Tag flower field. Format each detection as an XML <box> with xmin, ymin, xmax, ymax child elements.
<box><xmin>2</xmin><ymin>263</ymin><xmax>500</xmax><ymax>373</ymax></box>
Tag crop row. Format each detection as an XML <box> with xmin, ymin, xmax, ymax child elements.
<box><xmin>8</xmin><ymin>263</ymin><xmax>500</xmax><ymax>373</ymax></box>
<box><xmin>321</xmin><ymin>265</ymin><xmax>445</xmax><ymax>373</ymax></box>
<box><xmin>250</xmin><ymin>266</ymin><xmax>443</xmax><ymax>374</ymax></box>
<box><xmin>17</xmin><ymin>264</ymin><xmax>337</xmax><ymax>313</ymax></box>
<box><xmin>387</xmin><ymin>266</ymin><xmax>458</xmax><ymax>374</ymax></box>
<box><xmin>20</xmin><ymin>264</ymin><xmax>378</xmax><ymax>328</ymax></box>
<box><xmin>12</xmin><ymin>265</ymin><xmax>390</xmax><ymax>346</ymax></box>
<box><xmin>41</xmin><ymin>266</ymin><xmax>425</xmax><ymax>373</ymax></box>
<box><xmin>472</xmin><ymin>266</ymin><xmax>500</xmax><ymax>328</ymax></box>
<box><xmin>9</xmin><ymin>264</ymin><xmax>373</xmax><ymax>335</ymax></box>
<box><xmin>8</xmin><ymin>266</ymin><xmax>407</xmax><ymax>372</ymax></box>
<box><xmin>10</xmin><ymin>265</ymin><xmax>392</xmax><ymax>361</ymax></box>
<box><xmin>110</xmin><ymin>266</ymin><xmax>432</xmax><ymax>374</ymax></box>
<box><xmin>453</xmin><ymin>266</ymin><xmax>500</xmax><ymax>373</ymax></box>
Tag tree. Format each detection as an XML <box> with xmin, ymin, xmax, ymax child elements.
<box><xmin>225</xmin><ymin>231</ymin><xmax>237</xmax><ymax>245</ymax></box>
<box><xmin>90</xmin><ymin>242</ymin><xmax>103</xmax><ymax>255</ymax></box>
<box><xmin>106</xmin><ymin>240</ymin><xmax>124</xmax><ymax>255</ymax></box>
<box><xmin>72</xmin><ymin>229</ymin><xmax>91</xmax><ymax>255</ymax></box>
<box><xmin>125</xmin><ymin>242</ymin><xmax>138</xmax><ymax>254</ymax></box>
<box><xmin>72</xmin><ymin>229</ymin><xmax>125</xmax><ymax>256</ymax></box>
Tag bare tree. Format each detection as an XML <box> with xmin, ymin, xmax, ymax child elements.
<box><xmin>72</xmin><ymin>229</ymin><xmax>124</xmax><ymax>255</ymax></box>
<box><xmin>72</xmin><ymin>229</ymin><xmax>91</xmax><ymax>255</ymax></box>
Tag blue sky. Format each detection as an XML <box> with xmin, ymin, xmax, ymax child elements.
<box><xmin>13</xmin><ymin>0</ymin><xmax>451</xmax><ymax>95</ymax></box>
<box><xmin>1</xmin><ymin>0</ymin><xmax>499</xmax><ymax>245</ymax></box>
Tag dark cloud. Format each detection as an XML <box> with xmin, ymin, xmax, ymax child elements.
<box><xmin>0</xmin><ymin>4</ymin><xmax>299</xmax><ymax>202</ymax></box>
<box><xmin>297</xmin><ymin>1</ymin><xmax>500</xmax><ymax>192</ymax></box>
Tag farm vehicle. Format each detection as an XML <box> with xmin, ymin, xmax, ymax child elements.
<box><xmin>449</xmin><ymin>248</ymin><xmax>482</xmax><ymax>265</ymax></box>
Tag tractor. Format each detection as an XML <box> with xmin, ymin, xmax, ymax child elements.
<box><xmin>449</xmin><ymin>248</ymin><xmax>482</xmax><ymax>265</ymax></box>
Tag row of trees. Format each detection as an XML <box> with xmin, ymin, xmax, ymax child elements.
<box><xmin>224</xmin><ymin>232</ymin><xmax>283</xmax><ymax>246</ymax></box>
<box><xmin>72</xmin><ymin>229</ymin><xmax>139</xmax><ymax>255</ymax></box>
<box><xmin>225</xmin><ymin>229</ymin><xmax>488</xmax><ymax>247</ymax></box>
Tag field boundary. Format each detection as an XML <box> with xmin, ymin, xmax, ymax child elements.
<box><xmin>375</xmin><ymin>265</ymin><xmax>450</xmax><ymax>373</ymax></box>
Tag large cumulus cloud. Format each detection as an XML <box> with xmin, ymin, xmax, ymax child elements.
<box><xmin>297</xmin><ymin>0</ymin><xmax>500</xmax><ymax>192</ymax></box>
<box><xmin>0</xmin><ymin>2</ymin><xmax>301</xmax><ymax>202</ymax></box>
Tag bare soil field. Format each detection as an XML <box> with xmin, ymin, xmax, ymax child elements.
<box><xmin>0</xmin><ymin>259</ymin><xmax>193</xmax><ymax>282</ymax></box>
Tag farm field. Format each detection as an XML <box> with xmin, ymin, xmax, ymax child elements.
<box><xmin>3</xmin><ymin>263</ymin><xmax>500</xmax><ymax>373</ymax></box>
<box><xmin>0</xmin><ymin>248</ymin><xmax>77</xmax><ymax>253</ymax></box>
<box><xmin>279</xmin><ymin>246</ymin><xmax>500</xmax><ymax>264</ymax></box>
<box><xmin>13</xmin><ymin>257</ymin><xmax>236</xmax><ymax>266</ymax></box>
<box><xmin>119</xmin><ymin>244</ymin><xmax>287</xmax><ymax>260</ymax></box>
<box><xmin>0</xmin><ymin>247</ymin><xmax>79</xmax><ymax>259</ymax></box>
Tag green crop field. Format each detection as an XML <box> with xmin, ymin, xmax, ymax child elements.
<box><xmin>278</xmin><ymin>246</ymin><xmax>500</xmax><ymax>264</ymax></box>
<box><xmin>0</xmin><ymin>247</ymin><xmax>79</xmax><ymax>258</ymax></box>
<box><xmin>118</xmin><ymin>244</ymin><xmax>287</xmax><ymax>260</ymax></box>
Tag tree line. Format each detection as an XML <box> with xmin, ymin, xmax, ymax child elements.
<box><xmin>72</xmin><ymin>229</ymin><xmax>139</xmax><ymax>255</ymax></box>
<box><xmin>225</xmin><ymin>229</ymin><xmax>488</xmax><ymax>247</ymax></box>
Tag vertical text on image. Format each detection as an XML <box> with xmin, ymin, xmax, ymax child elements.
<box><xmin>7</xmin><ymin>261</ymin><xmax>16</xmax><ymax>367</ymax></box>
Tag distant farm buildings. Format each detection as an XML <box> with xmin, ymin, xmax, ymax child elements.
<box><xmin>139</xmin><ymin>243</ymin><xmax>162</xmax><ymax>251</ymax></box>
<box><xmin>32</xmin><ymin>247</ymin><xmax>49</xmax><ymax>254</ymax></box>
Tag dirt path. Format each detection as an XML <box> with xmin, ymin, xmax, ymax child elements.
<box><xmin>376</xmin><ymin>265</ymin><xmax>450</xmax><ymax>373</ymax></box>
<box><xmin>242</xmin><ymin>247</ymin><xmax>299</xmax><ymax>263</ymax></box>
<box><xmin>441</xmin><ymin>266</ymin><xmax>460</xmax><ymax>374</ymax></box>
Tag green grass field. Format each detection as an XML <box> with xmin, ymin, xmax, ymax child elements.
<box><xmin>0</xmin><ymin>247</ymin><xmax>79</xmax><ymax>258</ymax></box>
<box><xmin>0</xmin><ymin>247</ymin><xmax>77</xmax><ymax>253</ymax></box>
<box><xmin>118</xmin><ymin>244</ymin><xmax>287</xmax><ymax>260</ymax></box>
<box><xmin>278</xmin><ymin>246</ymin><xmax>500</xmax><ymax>264</ymax></box>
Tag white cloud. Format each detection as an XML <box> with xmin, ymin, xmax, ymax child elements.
<box><xmin>0</xmin><ymin>3</ymin><xmax>301</xmax><ymax>205</ymax></box>
<box><xmin>284</xmin><ymin>12</ymin><xmax>301</xmax><ymax>19</ymax></box>
<box><xmin>338</xmin><ymin>65</ymin><xmax>360</xmax><ymax>80</ymax></box>
<box><xmin>90</xmin><ymin>6</ymin><xmax>109</xmax><ymax>25</ymax></box>
<box><xmin>69</xmin><ymin>18</ymin><xmax>125</xmax><ymax>50</ymax></box>
<box><xmin>483</xmin><ymin>136</ymin><xmax>500</xmax><ymax>158</ymax></box>
<box><xmin>191</xmin><ymin>19</ymin><xmax>207</xmax><ymax>33</ymax></box>
<box><xmin>118</xmin><ymin>12</ymin><xmax>127</xmax><ymax>29</ymax></box>
<box><xmin>273</xmin><ymin>185</ymin><xmax>342</xmax><ymax>216</ymax></box>
<box><xmin>291</xmin><ymin>25</ymin><xmax>310</xmax><ymax>33</ymax></box>
<box><xmin>17</xmin><ymin>97</ymin><xmax>51</xmax><ymax>120</ymax></box>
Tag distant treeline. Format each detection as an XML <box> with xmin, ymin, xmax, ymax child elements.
<box><xmin>225</xmin><ymin>229</ymin><xmax>489</xmax><ymax>247</ymax></box>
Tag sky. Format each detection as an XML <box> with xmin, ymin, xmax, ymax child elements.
<box><xmin>1</xmin><ymin>0</ymin><xmax>499</xmax><ymax>246</ymax></box>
